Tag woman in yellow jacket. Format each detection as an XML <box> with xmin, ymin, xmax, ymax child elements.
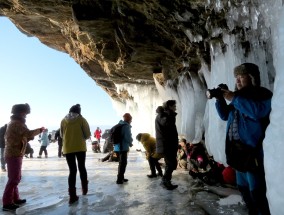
<box><xmin>60</xmin><ymin>104</ymin><xmax>91</xmax><ymax>204</ymax></box>
<box><xmin>136</xmin><ymin>133</ymin><xmax>163</xmax><ymax>178</ymax></box>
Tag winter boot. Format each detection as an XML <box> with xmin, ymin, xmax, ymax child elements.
<box><xmin>68</xmin><ymin>188</ymin><xmax>79</xmax><ymax>204</ymax></box>
<box><xmin>2</xmin><ymin>203</ymin><xmax>19</xmax><ymax>211</ymax></box>
<box><xmin>81</xmin><ymin>180</ymin><xmax>89</xmax><ymax>195</ymax></box>
<box><xmin>158</xmin><ymin>171</ymin><xmax>163</xmax><ymax>177</ymax></box>
<box><xmin>161</xmin><ymin>180</ymin><xmax>178</xmax><ymax>190</ymax></box>
<box><xmin>147</xmin><ymin>174</ymin><xmax>157</xmax><ymax>178</ymax></box>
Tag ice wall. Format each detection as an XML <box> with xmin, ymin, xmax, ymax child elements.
<box><xmin>263</xmin><ymin>2</ymin><xmax>284</xmax><ymax>215</ymax></box>
<box><xmin>110</xmin><ymin>1</ymin><xmax>284</xmax><ymax>213</ymax></box>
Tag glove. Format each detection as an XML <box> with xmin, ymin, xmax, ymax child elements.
<box><xmin>39</xmin><ymin>127</ymin><xmax>45</xmax><ymax>133</ymax></box>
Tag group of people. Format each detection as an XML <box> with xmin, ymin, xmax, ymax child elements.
<box><xmin>1</xmin><ymin>62</ymin><xmax>272</xmax><ymax>215</ymax></box>
<box><xmin>136</xmin><ymin>63</ymin><xmax>271</xmax><ymax>214</ymax></box>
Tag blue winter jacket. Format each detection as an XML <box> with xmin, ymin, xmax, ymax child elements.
<box><xmin>215</xmin><ymin>86</ymin><xmax>272</xmax><ymax>189</ymax></box>
<box><xmin>40</xmin><ymin>130</ymin><xmax>49</xmax><ymax>147</ymax></box>
<box><xmin>113</xmin><ymin>120</ymin><xmax>133</xmax><ymax>152</ymax></box>
<box><xmin>215</xmin><ymin>86</ymin><xmax>272</xmax><ymax>148</ymax></box>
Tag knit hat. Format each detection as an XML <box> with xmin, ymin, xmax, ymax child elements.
<box><xmin>233</xmin><ymin>63</ymin><xmax>261</xmax><ymax>86</ymax></box>
<box><xmin>123</xmin><ymin>113</ymin><xmax>132</xmax><ymax>122</ymax></box>
<box><xmin>11</xmin><ymin>103</ymin><xmax>31</xmax><ymax>114</ymax></box>
<box><xmin>69</xmin><ymin>104</ymin><xmax>81</xmax><ymax>114</ymax></box>
<box><xmin>163</xmin><ymin>100</ymin><xmax>176</xmax><ymax>109</ymax></box>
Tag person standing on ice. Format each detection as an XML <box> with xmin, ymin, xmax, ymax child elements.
<box><xmin>37</xmin><ymin>128</ymin><xmax>49</xmax><ymax>158</ymax></box>
<box><xmin>155</xmin><ymin>100</ymin><xmax>179</xmax><ymax>190</ymax></box>
<box><xmin>60</xmin><ymin>104</ymin><xmax>91</xmax><ymax>204</ymax></box>
<box><xmin>0</xmin><ymin>124</ymin><xmax>7</xmax><ymax>172</ymax></box>
<box><xmin>2</xmin><ymin>103</ymin><xmax>44</xmax><ymax>211</ymax></box>
<box><xmin>114</xmin><ymin>113</ymin><xmax>133</xmax><ymax>184</ymax></box>
<box><xmin>54</xmin><ymin>128</ymin><xmax>63</xmax><ymax>158</ymax></box>
<box><xmin>214</xmin><ymin>63</ymin><xmax>271</xmax><ymax>215</ymax></box>
<box><xmin>94</xmin><ymin>127</ymin><xmax>102</xmax><ymax>143</ymax></box>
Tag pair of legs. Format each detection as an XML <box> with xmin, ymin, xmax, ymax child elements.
<box><xmin>58</xmin><ymin>143</ymin><xmax>62</xmax><ymax>157</ymax></box>
<box><xmin>38</xmin><ymin>146</ymin><xmax>48</xmax><ymax>157</ymax></box>
<box><xmin>237</xmin><ymin>167</ymin><xmax>270</xmax><ymax>215</ymax></box>
<box><xmin>65</xmin><ymin>151</ymin><xmax>88</xmax><ymax>203</ymax></box>
<box><xmin>161</xmin><ymin>152</ymin><xmax>178</xmax><ymax>190</ymax></box>
<box><xmin>163</xmin><ymin>152</ymin><xmax>177</xmax><ymax>182</ymax></box>
<box><xmin>0</xmin><ymin>148</ymin><xmax>6</xmax><ymax>170</ymax></box>
<box><xmin>148</xmin><ymin>156</ymin><xmax>163</xmax><ymax>176</ymax></box>
<box><xmin>65</xmin><ymin>151</ymin><xmax>88</xmax><ymax>189</ymax></box>
<box><xmin>2</xmin><ymin>157</ymin><xmax>23</xmax><ymax>206</ymax></box>
<box><xmin>117</xmin><ymin>151</ymin><xmax>128</xmax><ymax>183</ymax></box>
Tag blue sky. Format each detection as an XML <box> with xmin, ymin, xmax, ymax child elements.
<box><xmin>0</xmin><ymin>17</ymin><xmax>121</xmax><ymax>132</ymax></box>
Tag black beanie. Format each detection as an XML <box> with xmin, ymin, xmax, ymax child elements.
<box><xmin>11</xmin><ymin>103</ymin><xmax>31</xmax><ymax>114</ymax></box>
<box><xmin>69</xmin><ymin>104</ymin><xmax>81</xmax><ymax>114</ymax></box>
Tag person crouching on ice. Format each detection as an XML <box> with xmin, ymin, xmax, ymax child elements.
<box><xmin>136</xmin><ymin>133</ymin><xmax>163</xmax><ymax>178</ymax></box>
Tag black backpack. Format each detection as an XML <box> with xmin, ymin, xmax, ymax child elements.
<box><xmin>109</xmin><ymin>124</ymin><xmax>125</xmax><ymax>145</ymax></box>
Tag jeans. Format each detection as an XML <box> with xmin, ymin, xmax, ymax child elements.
<box><xmin>65</xmin><ymin>151</ymin><xmax>87</xmax><ymax>189</ymax></box>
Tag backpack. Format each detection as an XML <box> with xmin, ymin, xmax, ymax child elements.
<box><xmin>109</xmin><ymin>124</ymin><xmax>125</xmax><ymax>145</ymax></box>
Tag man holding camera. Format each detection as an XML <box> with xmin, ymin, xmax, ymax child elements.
<box><xmin>212</xmin><ymin>63</ymin><xmax>272</xmax><ymax>215</ymax></box>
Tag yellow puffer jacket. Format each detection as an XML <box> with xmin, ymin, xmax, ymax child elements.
<box><xmin>140</xmin><ymin>133</ymin><xmax>163</xmax><ymax>159</ymax></box>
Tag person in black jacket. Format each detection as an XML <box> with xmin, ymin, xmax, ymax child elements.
<box><xmin>155</xmin><ymin>100</ymin><xmax>179</xmax><ymax>190</ymax></box>
<box><xmin>0</xmin><ymin>124</ymin><xmax>7</xmax><ymax>171</ymax></box>
<box><xmin>55</xmin><ymin>129</ymin><xmax>63</xmax><ymax>158</ymax></box>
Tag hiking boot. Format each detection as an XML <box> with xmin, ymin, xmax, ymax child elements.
<box><xmin>123</xmin><ymin>179</ymin><xmax>128</xmax><ymax>182</ymax></box>
<box><xmin>68</xmin><ymin>188</ymin><xmax>79</xmax><ymax>204</ymax></box>
<box><xmin>81</xmin><ymin>180</ymin><xmax>88</xmax><ymax>195</ymax></box>
<box><xmin>147</xmin><ymin>174</ymin><xmax>157</xmax><ymax>178</ymax></box>
<box><xmin>14</xmin><ymin>199</ymin><xmax>26</xmax><ymax>205</ymax></box>
<box><xmin>2</xmin><ymin>203</ymin><xmax>19</xmax><ymax>211</ymax></box>
<box><xmin>37</xmin><ymin>155</ymin><xmax>42</xmax><ymax>158</ymax></box>
<box><xmin>161</xmin><ymin>180</ymin><xmax>178</xmax><ymax>190</ymax></box>
<box><xmin>116</xmin><ymin>180</ymin><xmax>124</xmax><ymax>184</ymax></box>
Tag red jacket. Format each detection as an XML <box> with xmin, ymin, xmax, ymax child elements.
<box><xmin>94</xmin><ymin>129</ymin><xmax>102</xmax><ymax>139</ymax></box>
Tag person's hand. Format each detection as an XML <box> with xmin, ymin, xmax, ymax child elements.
<box><xmin>222</xmin><ymin>89</ymin><xmax>235</xmax><ymax>101</ymax></box>
<box><xmin>39</xmin><ymin>127</ymin><xmax>45</xmax><ymax>133</ymax></box>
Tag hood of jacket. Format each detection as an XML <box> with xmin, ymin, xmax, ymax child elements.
<box><xmin>64</xmin><ymin>112</ymin><xmax>81</xmax><ymax>122</ymax></box>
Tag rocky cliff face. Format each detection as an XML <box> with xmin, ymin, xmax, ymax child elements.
<box><xmin>0</xmin><ymin>0</ymin><xmax>275</xmax><ymax>103</ymax></box>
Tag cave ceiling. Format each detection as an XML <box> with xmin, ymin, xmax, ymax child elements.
<box><xmin>0</xmin><ymin>0</ymin><xmax>257</xmax><ymax>102</ymax></box>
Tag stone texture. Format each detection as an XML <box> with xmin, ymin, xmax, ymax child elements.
<box><xmin>0</xmin><ymin>0</ymin><xmax>274</xmax><ymax>101</ymax></box>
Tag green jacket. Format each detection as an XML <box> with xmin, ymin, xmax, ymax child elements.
<box><xmin>60</xmin><ymin>113</ymin><xmax>91</xmax><ymax>154</ymax></box>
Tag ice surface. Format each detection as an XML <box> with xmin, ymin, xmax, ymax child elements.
<box><xmin>0</xmin><ymin>140</ymin><xmax>248</xmax><ymax>215</ymax></box>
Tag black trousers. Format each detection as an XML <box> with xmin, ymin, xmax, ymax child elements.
<box><xmin>65</xmin><ymin>151</ymin><xmax>87</xmax><ymax>189</ymax></box>
<box><xmin>117</xmin><ymin>151</ymin><xmax>128</xmax><ymax>181</ymax></box>
<box><xmin>148</xmin><ymin>156</ymin><xmax>162</xmax><ymax>175</ymax></box>
<box><xmin>163</xmin><ymin>152</ymin><xmax>177</xmax><ymax>181</ymax></box>
<box><xmin>39</xmin><ymin>146</ymin><xmax>47</xmax><ymax>156</ymax></box>
<box><xmin>58</xmin><ymin>143</ymin><xmax>63</xmax><ymax>157</ymax></box>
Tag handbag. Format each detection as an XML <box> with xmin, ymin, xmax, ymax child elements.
<box><xmin>226</xmin><ymin>139</ymin><xmax>261</xmax><ymax>173</ymax></box>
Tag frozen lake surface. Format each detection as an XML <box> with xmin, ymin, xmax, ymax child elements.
<box><xmin>0</xmin><ymin>140</ymin><xmax>248</xmax><ymax>215</ymax></box>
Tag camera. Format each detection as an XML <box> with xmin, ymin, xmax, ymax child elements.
<box><xmin>206</xmin><ymin>83</ymin><xmax>228</xmax><ymax>99</ymax></box>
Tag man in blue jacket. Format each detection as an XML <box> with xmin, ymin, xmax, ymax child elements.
<box><xmin>215</xmin><ymin>63</ymin><xmax>271</xmax><ymax>215</ymax></box>
<box><xmin>114</xmin><ymin>113</ymin><xmax>133</xmax><ymax>184</ymax></box>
